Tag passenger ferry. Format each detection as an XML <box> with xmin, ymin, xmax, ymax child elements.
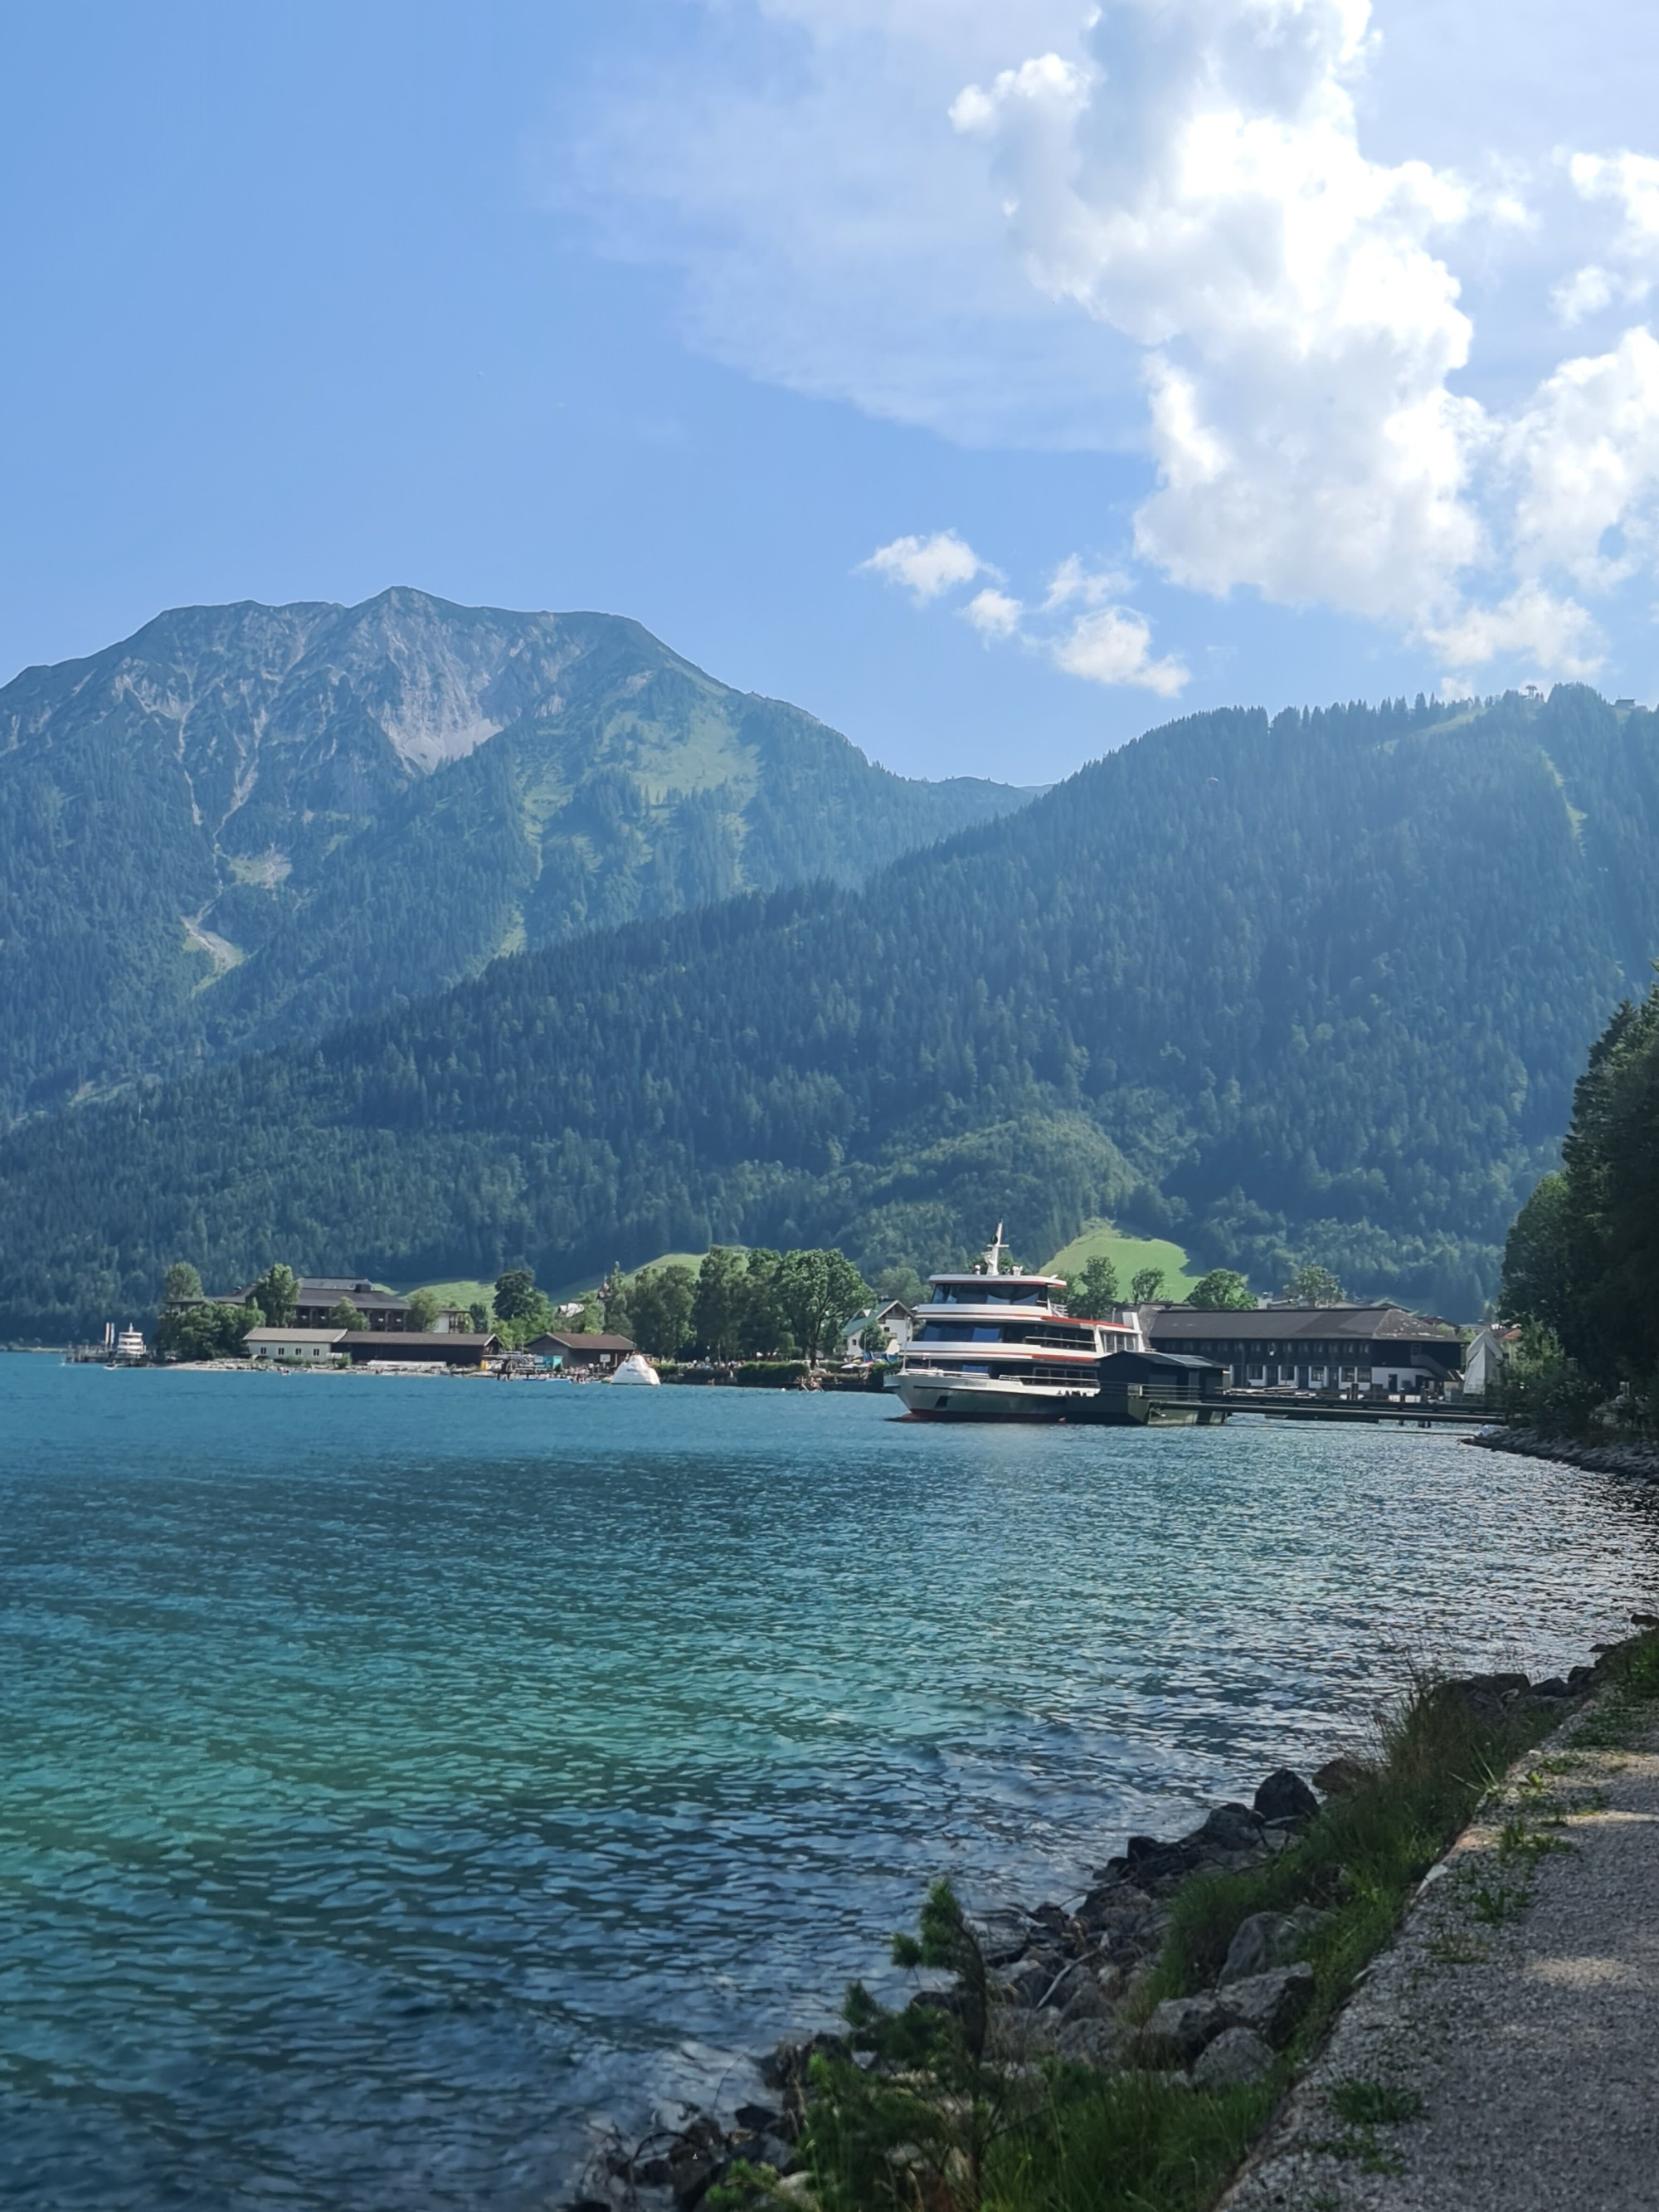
<box><xmin>893</xmin><ymin>1229</ymin><xmax>1141</xmax><ymax>1420</ymax></box>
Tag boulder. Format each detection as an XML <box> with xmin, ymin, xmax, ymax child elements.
<box><xmin>996</xmin><ymin>1952</ymin><xmax>1058</xmax><ymax>2007</ymax></box>
<box><xmin>1253</xmin><ymin>1769</ymin><xmax>1319</xmax><ymax>1825</ymax></box>
<box><xmin>732</xmin><ymin>2105</ymin><xmax>782</xmax><ymax>2136</ymax></box>
<box><xmin>1143</xmin><ymin>1993</ymin><xmax>1231</xmax><ymax>2063</ymax></box>
<box><xmin>1219</xmin><ymin>1963</ymin><xmax>1315</xmax><ymax>2049</ymax></box>
<box><xmin>1219</xmin><ymin>1905</ymin><xmax>1326</xmax><ymax>1985</ymax></box>
<box><xmin>1191</xmin><ymin>2025</ymin><xmax>1275</xmax><ymax>2089</ymax></box>
<box><xmin>1046</xmin><ymin>1961</ymin><xmax>1109</xmax><ymax>2020</ymax></box>
<box><xmin>1054</xmin><ymin>2015</ymin><xmax>1125</xmax><ymax>2066</ymax></box>
<box><xmin>1191</xmin><ymin>1804</ymin><xmax>1266</xmax><ymax>1855</ymax></box>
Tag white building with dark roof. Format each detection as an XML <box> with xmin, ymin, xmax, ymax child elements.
<box><xmin>1141</xmin><ymin>1303</ymin><xmax>1465</xmax><ymax>1396</ymax></box>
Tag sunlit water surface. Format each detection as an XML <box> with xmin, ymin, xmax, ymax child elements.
<box><xmin>4</xmin><ymin>1360</ymin><xmax>1658</xmax><ymax>2208</ymax></box>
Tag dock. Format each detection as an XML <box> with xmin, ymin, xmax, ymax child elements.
<box><xmin>1219</xmin><ymin>1392</ymin><xmax>1489</xmax><ymax>1428</ymax></box>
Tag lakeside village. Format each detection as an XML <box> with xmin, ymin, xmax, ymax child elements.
<box><xmin>77</xmin><ymin>1242</ymin><xmax>1512</xmax><ymax>1414</ymax></box>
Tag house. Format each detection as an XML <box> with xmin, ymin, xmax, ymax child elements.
<box><xmin>1459</xmin><ymin>1323</ymin><xmax>1520</xmax><ymax>1396</ymax></box>
<box><xmin>841</xmin><ymin>1300</ymin><xmax>914</xmax><ymax>1360</ymax></box>
<box><xmin>525</xmin><ymin>1330</ymin><xmax>637</xmax><ymax>1372</ymax></box>
<box><xmin>246</xmin><ymin>1327</ymin><xmax>348</xmax><ymax>1366</ymax></box>
<box><xmin>229</xmin><ymin>1276</ymin><xmax>414</xmax><ymax>1330</ymax></box>
<box><xmin>1141</xmin><ymin>1303</ymin><xmax>1466</xmax><ymax>1396</ymax></box>
<box><xmin>342</xmin><ymin>1331</ymin><xmax>499</xmax><ymax>1367</ymax></box>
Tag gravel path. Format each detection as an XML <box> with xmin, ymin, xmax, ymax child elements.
<box><xmin>1225</xmin><ymin>1705</ymin><xmax>1659</xmax><ymax>2211</ymax></box>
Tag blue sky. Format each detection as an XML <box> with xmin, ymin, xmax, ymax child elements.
<box><xmin>4</xmin><ymin>1</ymin><xmax>1659</xmax><ymax>783</ymax></box>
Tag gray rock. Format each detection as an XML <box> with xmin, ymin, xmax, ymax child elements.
<box><xmin>996</xmin><ymin>1953</ymin><xmax>1056</xmax><ymax>2007</ymax></box>
<box><xmin>1144</xmin><ymin>1992</ymin><xmax>1231</xmax><ymax>2062</ymax></box>
<box><xmin>1253</xmin><ymin>1768</ymin><xmax>1319</xmax><ymax>1825</ymax></box>
<box><xmin>1219</xmin><ymin>1962</ymin><xmax>1315</xmax><ymax>2048</ymax></box>
<box><xmin>1219</xmin><ymin>1905</ymin><xmax>1326</xmax><ymax>1984</ymax></box>
<box><xmin>1190</xmin><ymin>2024</ymin><xmax>1276</xmax><ymax>2088</ymax></box>
<box><xmin>1049</xmin><ymin>1962</ymin><xmax>1110</xmax><ymax>2020</ymax></box>
<box><xmin>1054</xmin><ymin>2015</ymin><xmax>1124</xmax><ymax>2065</ymax></box>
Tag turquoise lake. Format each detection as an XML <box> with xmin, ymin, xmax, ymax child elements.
<box><xmin>5</xmin><ymin>1357</ymin><xmax>1659</xmax><ymax>2208</ymax></box>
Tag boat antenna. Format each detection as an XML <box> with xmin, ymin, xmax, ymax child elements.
<box><xmin>981</xmin><ymin>1223</ymin><xmax>1005</xmax><ymax>1274</ymax></box>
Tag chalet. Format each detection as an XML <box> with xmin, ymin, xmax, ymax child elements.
<box><xmin>1141</xmin><ymin>1303</ymin><xmax>1465</xmax><ymax>1396</ymax></box>
<box><xmin>841</xmin><ymin>1300</ymin><xmax>915</xmax><ymax>1359</ymax></box>
<box><xmin>525</xmin><ymin>1331</ymin><xmax>637</xmax><ymax>1372</ymax></box>
<box><xmin>342</xmin><ymin>1331</ymin><xmax>499</xmax><ymax>1367</ymax></box>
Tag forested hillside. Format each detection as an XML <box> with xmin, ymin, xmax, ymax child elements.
<box><xmin>4</xmin><ymin>685</ymin><xmax>1657</xmax><ymax>1342</ymax></box>
<box><xmin>0</xmin><ymin>588</ymin><xmax>1028</xmax><ymax>1113</ymax></box>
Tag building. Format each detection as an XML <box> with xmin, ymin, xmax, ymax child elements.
<box><xmin>342</xmin><ymin>1331</ymin><xmax>499</xmax><ymax>1367</ymax></box>
<box><xmin>246</xmin><ymin>1327</ymin><xmax>348</xmax><ymax>1366</ymax></box>
<box><xmin>1141</xmin><ymin>1303</ymin><xmax>1465</xmax><ymax>1396</ymax></box>
<box><xmin>840</xmin><ymin>1300</ymin><xmax>915</xmax><ymax>1360</ymax></box>
<box><xmin>1459</xmin><ymin>1323</ymin><xmax>1520</xmax><ymax>1396</ymax></box>
<box><xmin>228</xmin><ymin>1277</ymin><xmax>414</xmax><ymax>1330</ymax></box>
<box><xmin>525</xmin><ymin>1330</ymin><xmax>637</xmax><ymax>1372</ymax></box>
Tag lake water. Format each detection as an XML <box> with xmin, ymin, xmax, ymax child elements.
<box><xmin>5</xmin><ymin>1359</ymin><xmax>1659</xmax><ymax>2209</ymax></box>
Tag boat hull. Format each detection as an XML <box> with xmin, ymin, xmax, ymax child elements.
<box><xmin>893</xmin><ymin>1372</ymin><xmax>1227</xmax><ymax>1425</ymax></box>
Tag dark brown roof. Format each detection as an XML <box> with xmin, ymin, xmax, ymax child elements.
<box><xmin>529</xmin><ymin>1332</ymin><xmax>637</xmax><ymax>1353</ymax></box>
<box><xmin>347</xmin><ymin>1332</ymin><xmax>499</xmax><ymax>1352</ymax></box>
<box><xmin>1146</xmin><ymin>1303</ymin><xmax>1461</xmax><ymax>1345</ymax></box>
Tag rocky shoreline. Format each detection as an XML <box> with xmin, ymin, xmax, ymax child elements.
<box><xmin>567</xmin><ymin>1653</ymin><xmax>1627</xmax><ymax>2212</ymax></box>
<box><xmin>1467</xmin><ymin>1424</ymin><xmax>1659</xmax><ymax>1484</ymax></box>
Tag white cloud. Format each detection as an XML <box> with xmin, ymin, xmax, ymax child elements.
<box><xmin>1423</xmin><ymin>585</ymin><xmax>1604</xmax><ymax>685</ymax></box>
<box><xmin>858</xmin><ymin>529</ymin><xmax>993</xmax><ymax>600</ymax></box>
<box><xmin>562</xmin><ymin>2</ymin><xmax>1659</xmax><ymax>689</ymax></box>
<box><xmin>1043</xmin><ymin>554</ymin><xmax>1126</xmax><ymax>609</ymax></box>
<box><xmin>1051</xmin><ymin>603</ymin><xmax>1190</xmax><ymax>692</ymax></box>
<box><xmin>1555</xmin><ymin>152</ymin><xmax>1659</xmax><ymax>322</ymax></box>
<box><xmin>1506</xmin><ymin>325</ymin><xmax>1659</xmax><ymax>590</ymax></box>
<box><xmin>962</xmin><ymin>586</ymin><xmax>1025</xmax><ymax>636</ymax></box>
<box><xmin>861</xmin><ymin>529</ymin><xmax>1186</xmax><ymax>691</ymax></box>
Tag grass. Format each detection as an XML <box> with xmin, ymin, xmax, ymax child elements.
<box><xmin>392</xmin><ymin>1278</ymin><xmax>499</xmax><ymax>1309</ymax></box>
<box><xmin>767</xmin><ymin>1645</ymin><xmax>1659</xmax><ymax>2212</ymax></box>
<box><xmin>1042</xmin><ymin>1221</ymin><xmax>1199</xmax><ymax>1298</ymax></box>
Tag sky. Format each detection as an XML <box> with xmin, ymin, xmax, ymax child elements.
<box><xmin>5</xmin><ymin>0</ymin><xmax>1659</xmax><ymax>784</ymax></box>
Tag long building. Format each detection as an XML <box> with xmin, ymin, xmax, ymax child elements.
<box><xmin>1140</xmin><ymin>1303</ymin><xmax>1465</xmax><ymax>1395</ymax></box>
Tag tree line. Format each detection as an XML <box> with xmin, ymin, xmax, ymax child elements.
<box><xmin>1497</xmin><ymin>979</ymin><xmax>1659</xmax><ymax>1431</ymax></box>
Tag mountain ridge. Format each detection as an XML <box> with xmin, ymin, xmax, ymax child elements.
<box><xmin>0</xmin><ymin>587</ymin><xmax>1032</xmax><ymax>1115</ymax></box>
<box><xmin>4</xmin><ymin>682</ymin><xmax>1656</xmax><ymax>1340</ymax></box>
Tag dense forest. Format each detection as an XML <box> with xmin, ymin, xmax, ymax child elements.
<box><xmin>1499</xmin><ymin>980</ymin><xmax>1659</xmax><ymax>1425</ymax></box>
<box><xmin>0</xmin><ymin>587</ymin><xmax>1028</xmax><ymax>1115</ymax></box>
<box><xmin>4</xmin><ymin>684</ymin><xmax>1657</xmax><ymax>1342</ymax></box>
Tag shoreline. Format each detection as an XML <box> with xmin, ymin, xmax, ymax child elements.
<box><xmin>1466</xmin><ymin>1423</ymin><xmax>1659</xmax><ymax>1486</ymax></box>
<box><xmin>572</xmin><ymin>1627</ymin><xmax>1659</xmax><ymax>2212</ymax></box>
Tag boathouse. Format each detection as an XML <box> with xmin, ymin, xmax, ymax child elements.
<box><xmin>342</xmin><ymin>1331</ymin><xmax>499</xmax><ymax>1367</ymax></box>
<box><xmin>525</xmin><ymin>1330</ymin><xmax>637</xmax><ymax>1372</ymax></box>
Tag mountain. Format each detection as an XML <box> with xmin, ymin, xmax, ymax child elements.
<box><xmin>0</xmin><ymin>588</ymin><xmax>1031</xmax><ymax>1115</ymax></box>
<box><xmin>4</xmin><ymin>684</ymin><xmax>1658</xmax><ymax>1342</ymax></box>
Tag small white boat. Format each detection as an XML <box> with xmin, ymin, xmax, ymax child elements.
<box><xmin>610</xmin><ymin>1352</ymin><xmax>661</xmax><ymax>1386</ymax></box>
<box><xmin>113</xmin><ymin>1325</ymin><xmax>147</xmax><ymax>1364</ymax></box>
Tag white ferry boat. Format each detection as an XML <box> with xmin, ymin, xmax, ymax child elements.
<box><xmin>893</xmin><ymin>1229</ymin><xmax>1141</xmax><ymax>1420</ymax></box>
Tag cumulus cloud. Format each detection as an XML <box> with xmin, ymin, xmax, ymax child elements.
<box><xmin>1051</xmin><ymin>603</ymin><xmax>1190</xmax><ymax>693</ymax></box>
<box><xmin>564</xmin><ymin>1</ymin><xmax>1659</xmax><ymax>689</ymax></box>
<box><xmin>1555</xmin><ymin>152</ymin><xmax>1659</xmax><ymax>323</ymax></box>
<box><xmin>858</xmin><ymin>529</ymin><xmax>994</xmax><ymax>600</ymax></box>
<box><xmin>963</xmin><ymin>586</ymin><xmax>1026</xmax><ymax>636</ymax></box>
<box><xmin>860</xmin><ymin>529</ymin><xmax>1185</xmax><ymax>691</ymax></box>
